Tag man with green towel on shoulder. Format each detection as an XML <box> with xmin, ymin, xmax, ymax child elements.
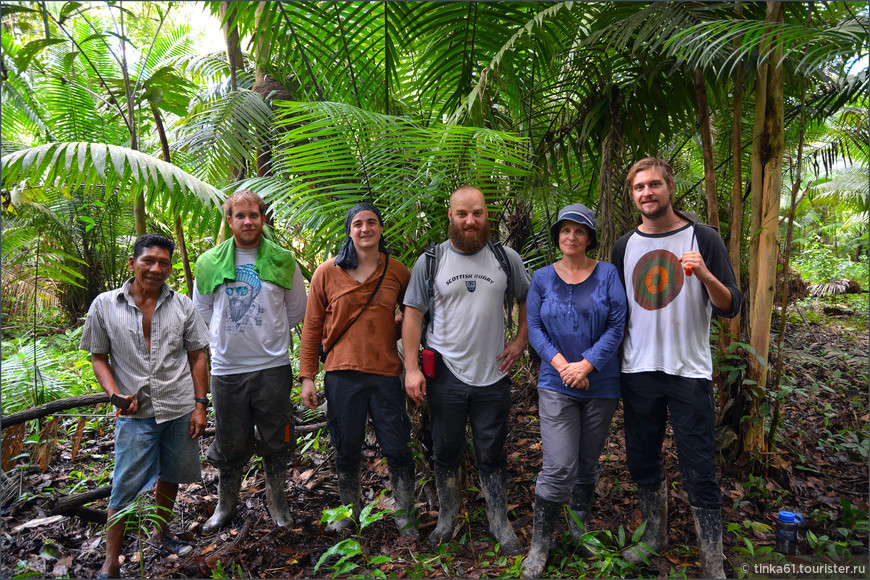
<box><xmin>193</xmin><ymin>189</ymin><xmax>307</xmax><ymax>534</ymax></box>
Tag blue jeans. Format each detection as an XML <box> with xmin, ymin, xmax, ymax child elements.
<box><xmin>324</xmin><ymin>370</ymin><xmax>413</xmax><ymax>471</ymax></box>
<box><xmin>110</xmin><ymin>412</ymin><xmax>200</xmax><ymax>509</ymax></box>
<box><xmin>427</xmin><ymin>357</ymin><xmax>512</xmax><ymax>473</ymax></box>
<box><xmin>622</xmin><ymin>371</ymin><xmax>721</xmax><ymax>509</ymax></box>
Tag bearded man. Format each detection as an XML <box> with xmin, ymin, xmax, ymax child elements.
<box><xmin>402</xmin><ymin>185</ymin><xmax>530</xmax><ymax>554</ymax></box>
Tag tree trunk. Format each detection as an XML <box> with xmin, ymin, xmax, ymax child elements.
<box><xmin>726</xmin><ymin>3</ymin><xmax>744</xmax><ymax>350</ymax></box>
<box><xmin>695</xmin><ymin>66</ymin><xmax>720</xmax><ymax>231</ymax></box>
<box><xmin>217</xmin><ymin>0</ymin><xmax>246</xmax><ymax>245</ymax></box>
<box><xmin>253</xmin><ymin>1</ymin><xmax>274</xmax><ymax>179</ymax></box>
<box><xmin>596</xmin><ymin>84</ymin><xmax>624</xmax><ymax>261</ymax></box>
<box><xmin>118</xmin><ymin>7</ymin><xmax>145</xmax><ymax>236</ymax></box>
<box><xmin>219</xmin><ymin>1</ymin><xmax>243</xmax><ymax>92</ymax></box>
<box><xmin>150</xmin><ymin>101</ymin><xmax>195</xmax><ymax>297</ymax></box>
<box><xmin>1</xmin><ymin>394</ymin><xmax>110</xmax><ymax>429</ymax></box>
<box><xmin>745</xmin><ymin>0</ymin><xmax>785</xmax><ymax>463</ymax></box>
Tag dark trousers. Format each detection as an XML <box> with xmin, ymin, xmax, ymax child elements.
<box><xmin>324</xmin><ymin>370</ymin><xmax>413</xmax><ymax>472</ymax></box>
<box><xmin>622</xmin><ymin>371</ymin><xmax>721</xmax><ymax>509</ymax></box>
<box><xmin>427</xmin><ymin>358</ymin><xmax>512</xmax><ymax>473</ymax></box>
<box><xmin>207</xmin><ymin>365</ymin><xmax>295</xmax><ymax>470</ymax></box>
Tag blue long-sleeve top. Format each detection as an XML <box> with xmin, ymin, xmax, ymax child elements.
<box><xmin>527</xmin><ymin>262</ymin><xmax>627</xmax><ymax>399</ymax></box>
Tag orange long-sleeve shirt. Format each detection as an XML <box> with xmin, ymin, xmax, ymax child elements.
<box><xmin>299</xmin><ymin>254</ymin><xmax>410</xmax><ymax>381</ymax></box>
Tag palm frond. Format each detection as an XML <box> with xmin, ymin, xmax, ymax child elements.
<box><xmin>1</xmin><ymin>142</ymin><xmax>224</xmax><ymax>221</ymax></box>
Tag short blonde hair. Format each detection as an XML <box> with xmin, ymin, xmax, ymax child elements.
<box><xmin>223</xmin><ymin>189</ymin><xmax>267</xmax><ymax>218</ymax></box>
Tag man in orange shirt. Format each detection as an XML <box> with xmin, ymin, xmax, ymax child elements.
<box><xmin>299</xmin><ymin>202</ymin><xmax>417</xmax><ymax>539</ymax></box>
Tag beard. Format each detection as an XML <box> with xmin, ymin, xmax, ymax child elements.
<box><xmin>449</xmin><ymin>220</ymin><xmax>490</xmax><ymax>253</ymax></box>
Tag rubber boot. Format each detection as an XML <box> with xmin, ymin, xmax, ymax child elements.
<box><xmin>622</xmin><ymin>481</ymin><xmax>668</xmax><ymax>564</ymax></box>
<box><xmin>389</xmin><ymin>463</ymin><xmax>420</xmax><ymax>540</ymax></box>
<box><xmin>202</xmin><ymin>467</ymin><xmax>243</xmax><ymax>535</ymax></box>
<box><xmin>521</xmin><ymin>495</ymin><xmax>561</xmax><ymax>579</ymax></box>
<box><xmin>479</xmin><ymin>469</ymin><xmax>522</xmax><ymax>556</ymax></box>
<box><xmin>568</xmin><ymin>482</ymin><xmax>597</xmax><ymax>557</ymax></box>
<box><xmin>264</xmin><ymin>453</ymin><xmax>294</xmax><ymax>528</ymax></box>
<box><xmin>428</xmin><ymin>466</ymin><xmax>460</xmax><ymax>547</ymax></box>
<box><xmin>327</xmin><ymin>465</ymin><xmax>361</xmax><ymax>533</ymax></box>
<box><xmin>692</xmin><ymin>506</ymin><xmax>726</xmax><ymax>579</ymax></box>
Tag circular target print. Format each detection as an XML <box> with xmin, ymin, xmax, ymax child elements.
<box><xmin>631</xmin><ymin>249</ymin><xmax>684</xmax><ymax>310</ymax></box>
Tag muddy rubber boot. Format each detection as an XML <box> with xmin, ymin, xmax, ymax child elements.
<box><xmin>428</xmin><ymin>466</ymin><xmax>460</xmax><ymax>547</ymax></box>
<box><xmin>327</xmin><ymin>466</ymin><xmax>361</xmax><ymax>533</ymax></box>
<box><xmin>568</xmin><ymin>482</ymin><xmax>597</xmax><ymax>557</ymax></box>
<box><xmin>692</xmin><ymin>506</ymin><xmax>726</xmax><ymax>579</ymax></box>
<box><xmin>264</xmin><ymin>453</ymin><xmax>294</xmax><ymax>528</ymax></box>
<box><xmin>521</xmin><ymin>495</ymin><xmax>561</xmax><ymax>579</ymax></box>
<box><xmin>389</xmin><ymin>463</ymin><xmax>420</xmax><ymax>540</ymax></box>
<box><xmin>622</xmin><ymin>481</ymin><xmax>668</xmax><ymax>564</ymax></box>
<box><xmin>479</xmin><ymin>468</ymin><xmax>522</xmax><ymax>556</ymax></box>
<box><xmin>202</xmin><ymin>467</ymin><xmax>243</xmax><ymax>535</ymax></box>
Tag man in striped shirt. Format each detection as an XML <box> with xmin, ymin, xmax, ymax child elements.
<box><xmin>80</xmin><ymin>233</ymin><xmax>210</xmax><ymax>579</ymax></box>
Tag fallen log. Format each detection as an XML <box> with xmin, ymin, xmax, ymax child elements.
<box><xmin>53</xmin><ymin>485</ymin><xmax>112</xmax><ymax>517</ymax></box>
<box><xmin>1</xmin><ymin>394</ymin><xmax>110</xmax><ymax>429</ymax></box>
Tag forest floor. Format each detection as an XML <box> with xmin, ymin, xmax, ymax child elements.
<box><xmin>1</xmin><ymin>299</ymin><xmax>868</xmax><ymax>579</ymax></box>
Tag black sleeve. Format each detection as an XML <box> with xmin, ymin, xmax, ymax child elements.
<box><xmin>610</xmin><ymin>232</ymin><xmax>631</xmax><ymax>290</ymax></box>
<box><xmin>695</xmin><ymin>224</ymin><xmax>742</xmax><ymax>318</ymax></box>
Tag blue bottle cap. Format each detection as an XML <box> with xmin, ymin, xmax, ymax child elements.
<box><xmin>778</xmin><ymin>511</ymin><xmax>802</xmax><ymax>523</ymax></box>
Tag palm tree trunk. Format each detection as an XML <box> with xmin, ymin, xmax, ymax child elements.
<box><xmin>150</xmin><ymin>102</ymin><xmax>194</xmax><ymax>297</ymax></box>
<box><xmin>118</xmin><ymin>7</ymin><xmax>145</xmax><ymax>236</ymax></box>
<box><xmin>695</xmin><ymin>67</ymin><xmax>720</xmax><ymax>231</ymax></box>
<box><xmin>726</xmin><ymin>3</ymin><xmax>744</xmax><ymax>353</ymax></box>
<box><xmin>745</xmin><ymin>0</ymin><xmax>785</xmax><ymax>464</ymax></box>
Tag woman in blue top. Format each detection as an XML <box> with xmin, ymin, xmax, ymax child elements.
<box><xmin>521</xmin><ymin>203</ymin><xmax>627</xmax><ymax>579</ymax></box>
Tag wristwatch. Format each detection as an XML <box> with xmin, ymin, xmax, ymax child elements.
<box><xmin>194</xmin><ymin>397</ymin><xmax>209</xmax><ymax>407</ymax></box>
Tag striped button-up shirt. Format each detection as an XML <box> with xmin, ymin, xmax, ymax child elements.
<box><xmin>79</xmin><ymin>278</ymin><xmax>210</xmax><ymax>423</ymax></box>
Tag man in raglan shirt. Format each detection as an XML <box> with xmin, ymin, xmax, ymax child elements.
<box><xmin>612</xmin><ymin>158</ymin><xmax>742</xmax><ymax>579</ymax></box>
<box><xmin>193</xmin><ymin>189</ymin><xmax>307</xmax><ymax>534</ymax></box>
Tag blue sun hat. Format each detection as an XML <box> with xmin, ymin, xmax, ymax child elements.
<box><xmin>549</xmin><ymin>203</ymin><xmax>598</xmax><ymax>251</ymax></box>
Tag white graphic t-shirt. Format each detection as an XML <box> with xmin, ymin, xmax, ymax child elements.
<box><xmin>194</xmin><ymin>246</ymin><xmax>306</xmax><ymax>375</ymax></box>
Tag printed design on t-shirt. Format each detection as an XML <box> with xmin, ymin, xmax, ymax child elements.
<box><xmin>631</xmin><ymin>249</ymin><xmax>684</xmax><ymax>310</ymax></box>
<box><xmin>444</xmin><ymin>272</ymin><xmax>496</xmax><ymax>293</ymax></box>
<box><xmin>225</xmin><ymin>264</ymin><xmax>265</xmax><ymax>331</ymax></box>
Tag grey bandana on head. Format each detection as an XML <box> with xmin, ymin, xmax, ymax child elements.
<box><xmin>334</xmin><ymin>202</ymin><xmax>389</xmax><ymax>269</ymax></box>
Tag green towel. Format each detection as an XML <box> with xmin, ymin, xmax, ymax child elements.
<box><xmin>195</xmin><ymin>237</ymin><xmax>297</xmax><ymax>294</ymax></box>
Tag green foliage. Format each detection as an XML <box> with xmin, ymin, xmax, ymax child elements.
<box><xmin>315</xmin><ymin>493</ymin><xmax>392</xmax><ymax>578</ymax></box>
<box><xmin>1</xmin><ymin>327</ymin><xmax>98</xmax><ymax>414</ymax></box>
<box><xmin>210</xmin><ymin>559</ymin><xmax>246</xmax><ymax>579</ymax></box>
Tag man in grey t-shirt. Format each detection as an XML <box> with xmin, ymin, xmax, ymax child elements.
<box><xmin>403</xmin><ymin>185</ymin><xmax>529</xmax><ymax>554</ymax></box>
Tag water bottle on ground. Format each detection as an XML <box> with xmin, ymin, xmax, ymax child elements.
<box><xmin>775</xmin><ymin>511</ymin><xmax>802</xmax><ymax>555</ymax></box>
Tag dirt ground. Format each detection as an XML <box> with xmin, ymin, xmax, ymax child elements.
<box><xmin>2</xmin><ymin>308</ymin><xmax>868</xmax><ymax>579</ymax></box>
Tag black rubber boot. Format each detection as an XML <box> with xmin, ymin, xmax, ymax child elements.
<box><xmin>479</xmin><ymin>469</ymin><xmax>522</xmax><ymax>556</ymax></box>
<box><xmin>428</xmin><ymin>466</ymin><xmax>460</xmax><ymax>547</ymax></box>
<box><xmin>622</xmin><ymin>481</ymin><xmax>668</xmax><ymax>564</ymax></box>
<box><xmin>692</xmin><ymin>506</ymin><xmax>726</xmax><ymax>579</ymax></box>
<box><xmin>202</xmin><ymin>467</ymin><xmax>243</xmax><ymax>535</ymax></box>
<box><xmin>264</xmin><ymin>453</ymin><xmax>294</xmax><ymax>528</ymax></box>
<box><xmin>389</xmin><ymin>463</ymin><xmax>420</xmax><ymax>540</ymax></box>
<box><xmin>327</xmin><ymin>465</ymin><xmax>361</xmax><ymax>533</ymax></box>
<box><xmin>521</xmin><ymin>495</ymin><xmax>561</xmax><ymax>579</ymax></box>
<box><xmin>568</xmin><ymin>482</ymin><xmax>597</xmax><ymax>557</ymax></box>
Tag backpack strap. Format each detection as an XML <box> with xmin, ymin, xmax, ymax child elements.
<box><xmin>487</xmin><ymin>240</ymin><xmax>514</xmax><ymax>332</ymax></box>
<box><xmin>422</xmin><ymin>242</ymin><xmax>440</xmax><ymax>346</ymax></box>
